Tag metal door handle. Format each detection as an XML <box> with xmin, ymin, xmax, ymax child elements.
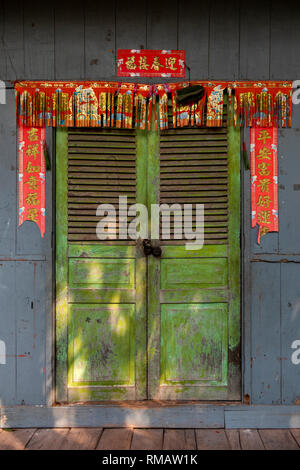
<box><xmin>152</xmin><ymin>246</ymin><xmax>162</xmax><ymax>257</ymax></box>
<box><xmin>142</xmin><ymin>240</ymin><xmax>162</xmax><ymax>257</ymax></box>
<box><xmin>142</xmin><ymin>239</ymin><xmax>152</xmax><ymax>256</ymax></box>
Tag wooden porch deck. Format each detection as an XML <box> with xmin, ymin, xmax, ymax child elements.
<box><xmin>0</xmin><ymin>428</ymin><xmax>299</xmax><ymax>450</ymax></box>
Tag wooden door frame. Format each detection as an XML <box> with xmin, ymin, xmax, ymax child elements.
<box><xmin>227</xmin><ymin>118</ymin><xmax>242</xmax><ymax>397</ymax></box>
<box><xmin>55</xmin><ymin>118</ymin><xmax>241</xmax><ymax>403</ymax></box>
<box><xmin>56</xmin><ymin>128</ymin><xmax>68</xmax><ymax>402</ymax></box>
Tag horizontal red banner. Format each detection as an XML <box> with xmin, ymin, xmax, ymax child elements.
<box><xmin>117</xmin><ymin>49</ymin><xmax>185</xmax><ymax>77</ymax></box>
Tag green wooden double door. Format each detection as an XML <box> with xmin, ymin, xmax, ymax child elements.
<box><xmin>56</xmin><ymin>120</ymin><xmax>241</xmax><ymax>402</ymax></box>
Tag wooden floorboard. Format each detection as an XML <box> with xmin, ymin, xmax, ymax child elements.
<box><xmin>26</xmin><ymin>428</ymin><xmax>70</xmax><ymax>450</ymax></box>
<box><xmin>0</xmin><ymin>427</ymin><xmax>298</xmax><ymax>450</ymax></box>
<box><xmin>291</xmin><ymin>429</ymin><xmax>300</xmax><ymax>447</ymax></box>
<box><xmin>259</xmin><ymin>429</ymin><xmax>300</xmax><ymax>450</ymax></box>
<box><xmin>239</xmin><ymin>429</ymin><xmax>265</xmax><ymax>450</ymax></box>
<box><xmin>97</xmin><ymin>428</ymin><xmax>133</xmax><ymax>450</ymax></box>
<box><xmin>59</xmin><ymin>428</ymin><xmax>103</xmax><ymax>450</ymax></box>
<box><xmin>163</xmin><ymin>429</ymin><xmax>196</xmax><ymax>450</ymax></box>
<box><xmin>131</xmin><ymin>429</ymin><xmax>164</xmax><ymax>450</ymax></box>
<box><xmin>195</xmin><ymin>429</ymin><xmax>230</xmax><ymax>450</ymax></box>
<box><xmin>0</xmin><ymin>428</ymin><xmax>36</xmax><ymax>450</ymax></box>
<box><xmin>225</xmin><ymin>429</ymin><xmax>241</xmax><ymax>450</ymax></box>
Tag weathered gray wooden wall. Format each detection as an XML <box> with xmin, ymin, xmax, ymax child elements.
<box><xmin>0</xmin><ymin>0</ymin><xmax>300</xmax><ymax>405</ymax></box>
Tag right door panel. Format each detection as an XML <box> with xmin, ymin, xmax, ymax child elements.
<box><xmin>148</xmin><ymin>120</ymin><xmax>241</xmax><ymax>400</ymax></box>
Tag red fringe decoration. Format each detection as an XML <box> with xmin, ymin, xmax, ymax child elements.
<box><xmin>15</xmin><ymin>80</ymin><xmax>293</xmax><ymax>131</ymax></box>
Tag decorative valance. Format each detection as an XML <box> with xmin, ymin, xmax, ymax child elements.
<box><xmin>15</xmin><ymin>79</ymin><xmax>292</xmax><ymax>241</ymax></box>
<box><xmin>15</xmin><ymin>80</ymin><xmax>293</xmax><ymax>131</ymax></box>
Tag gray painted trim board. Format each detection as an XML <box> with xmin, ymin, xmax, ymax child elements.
<box><xmin>1</xmin><ymin>405</ymin><xmax>299</xmax><ymax>429</ymax></box>
<box><xmin>0</xmin><ymin>405</ymin><xmax>225</xmax><ymax>429</ymax></box>
<box><xmin>225</xmin><ymin>406</ymin><xmax>300</xmax><ymax>429</ymax></box>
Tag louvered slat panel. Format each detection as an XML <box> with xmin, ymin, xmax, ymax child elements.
<box><xmin>67</xmin><ymin>128</ymin><xmax>136</xmax><ymax>243</ymax></box>
<box><xmin>160</xmin><ymin>126</ymin><xmax>228</xmax><ymax>245</ymax></box>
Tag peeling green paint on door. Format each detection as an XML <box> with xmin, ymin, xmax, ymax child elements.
<box><xmin>56</xmin><ymin>111</ymin><xmax>240</xmax><ymax>402</ymax></box>
<box><xmin>56</xmin><ymin>128</ymin><xmax>147</xmax><ymax>402</ymax></box>
<box><xmin>147</xmin><ymin>100</ymin><xmax>241</xmax><ymax>400</ymax></box>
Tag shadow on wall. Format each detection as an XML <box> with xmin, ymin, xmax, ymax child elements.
<box><xmin>0</xmin><ymin>340</ymin><xmax>6</xmax><ymax>364</ymax></box>
<box><xmin>57</xmin><ymin>244</ymin><xmax>138</xmax><ymax>402</ymax></box>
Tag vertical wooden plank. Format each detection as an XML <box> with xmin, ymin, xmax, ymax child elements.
<box><xmin>55</xmin><ymin>129</ymin><xmax>68</xmax><ymax>402</ymax></box>
<box><xmin>0</xmin><ymin>3</ymin><xmax>24</xmax><ymax>80</ymax></box>
<box><xmin>44</xmin><ymin>132</ymin><xmax>54</xmax><ymax>406</ymax></box>
<box><xmin>278</xmin><ymin>104</ymin><xmax>300</xmax><ymax>253</ymax></box>
<box><xmin>15</xmin><ymin>125</ymin><xmax>53</xmax><ymax>408</ymax></box>
<box><xmin>239</xmin><ymin>1</ymin><xmax>270</xmax><ymax>80</ymax></box>
<box><xmin>251</xmin><ymin>227</ymin><xmax>278</xmax><ymax>254</ymax></box>
<box><xmin>146</xmin><ymin>0</ymin><xmax>178</xmax><ymax>49</ymax></box>
<box><xmin>17</xmin><ymin>222</ymin><xmax>49</xmax><ymax>255</ymax></box>
<box><xmin>85</xmin><ymin>2</ymin><xmax>116</xmax><ymax>80</ymax></box>
<box><xmin>240</xmin><ymin>429</ymin><xmax>264</xmax><ymax>450</ymax></box>
<box><xmin>178</xmin><ymin>1</ymin><xmax>209</xmax><ymax>79</ymax></box>
<box><xmin>147</xmin><ymin>111</ymin><xmax>161</xmax><ymax>400</ymax></box>
<box><xmin>0</xmin><ymin>89</ymin><xmax>16</xmax><ymax>256</ymax></box>
<box><xmin>0</xmin><ymin>5</ymin><xmax>4</xmax><ymax>75</ymax></box>
<box><xmin>147</xmin><ymin>254</ymin><xmax>160</xmax><ymax>400</ymax></box>
<box><xmin>135</xmin><ymin>129</ymin><xmax>148</xmax><ymax>399</ymax></box>
<box><xmin>242</xmin><ymin>126</ymin><xmax>253</xmax><ymax>402</ymax></box>
<box><xmin>227</xmin><ymin>104</ymin><xmax>241</xmax><ymax>399</ymax></box>
<box><xmin>54</xmin><ymin>1</ymin><xmax>85</xmax><ymax>79</ymax></box>
<box><xmin>116</xmin><ymin>0</ymin><xmax>147</xmax><ymax>50</ymax></box>
<box><xmin>0</xmin><ymin>262</ymin><xmax>16</xmax><ymax>405</ymax></box>
<box><xmin>209</xmin><ymin>0</ymin><xmax>239</xmax><ymax>80</ymax></box>
<box><xmin>270</xmin><ymin>2</ymin><xmax>300</xmax><ymax>79</ymax></box>
<box><xmin>247</xmin><ymin>6</ymin><xmax>300</xmax><ymax>253</ymax></box>
<box><xmin>251</xmin><ymin>262</ymin><xmax>281</xmax><ymax>404</ymax></box>
<box><xmin>24</xmin><ymin>2</ymin><xmax>55</xmax><ymax>79</ymax></box>
<box><xmin>281</xmin><ymin>263</ymin><xmax>300</xmax><ymax>404</ymax></box>
<box><xmin>16</xmin><ymin>262</ymin><xmax>46</xmax><ymax>405</ymax></box>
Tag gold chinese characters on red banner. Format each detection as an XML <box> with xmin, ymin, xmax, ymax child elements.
<box><xmin>251</xmin><ymin>127</ymin><xmax>278</xmax><ymax>244</ymax></box>
<box><xmin>15</xmin><ymin>80</ymin><xmax>292</xmax><ymax>131</ymax></box>
<box><xmin>18</xmin><ymin>123</ymin><xmax>46</xmax><ymax>237</ymax></box>
<box><xmin>117</xmin><ymin>50</ymin><xmax>185</xmax><ymax>77</ymax></box>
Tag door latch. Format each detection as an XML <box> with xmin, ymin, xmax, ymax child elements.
<box><xmin>142</xmin><ymin>240</ymin><xmax>162</xmax><ymax>257</ymax></box>
<box><xmin>142</xmin><ymin>239</ymin><xmax>152</xmax><ymax>256</ymax></box>
<box><xmin>152</xmin><ymin>246</ymin><xmax>162</xmax><ymax>257</ymax></box>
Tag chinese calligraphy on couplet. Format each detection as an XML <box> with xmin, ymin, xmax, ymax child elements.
<box><xmin>117</xmin><ymin>50</ymin><xmax>185</xmax><ymax>77</ymax></box>
<box><xmin>18</xmin><ymin>123</ymin><xmax>46</xmax><ymax>237</ymax></box>
<box><xmin>251</xmin><ymin>127</ymin><xmax>278</xmax><ymax>243</ymax></box>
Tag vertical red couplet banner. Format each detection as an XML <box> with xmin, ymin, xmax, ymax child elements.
<box><xmin>18</xmin><ymin>122</ymin><xmax>46</xmax><ymax>237</ymax></box>
<box><xmin>251</xmin><ymin>127</ymin><xmax>278</xmax><ymax>244</ymax></box>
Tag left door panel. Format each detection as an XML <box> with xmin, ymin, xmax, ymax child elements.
<box><xmin>56</xmin><ymin>128</ymin><xmax>147</xmax><ymax>402</ymax></box>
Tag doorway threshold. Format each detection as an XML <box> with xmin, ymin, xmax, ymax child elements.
<box><xmin>53</xmin><ymin>400</ymin><xmax>242</xmax><ymax>408</ymax></box>
<box><xmin>2</xmin><ymin>403</ymin><xmax>299</xmax><ymax>429</ymax></box>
